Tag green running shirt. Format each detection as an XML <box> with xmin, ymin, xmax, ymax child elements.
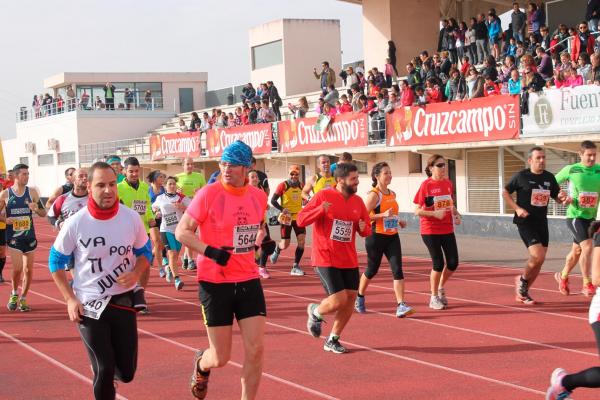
<box><xmin>555</xmin><ymin>163</ymin><xmax>600</xmax><ymax>220</ymax></box>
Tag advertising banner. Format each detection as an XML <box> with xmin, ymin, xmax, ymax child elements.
<box><xmin>278</xmin><ymin>112</ymin><xmax>369</xmax><ymax>153</ymax></box>
<box><xmin>206</xmin><ymin>123</ymin><xmax>272</xmax><ymax>157</ymax></box>
<box><xmin>150</xmin><ymin>131</ymin><xmax>200</xmax><ymax>161</ymax></box>
<box><xmin>386</xmin><ymin>95</ymin><xmax>520</xmax><ymax>146</ymax></box>
<box><xmin>522</xmin><ymin>86</ymin><xmax>600</xmax><ymax>137</ymax></box>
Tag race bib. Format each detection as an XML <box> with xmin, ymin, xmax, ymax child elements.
<box><xmin>278</xmin><ymin>213</ymin><xmax>292</xmax><ymax>226</ymax></box>
<box><xmin>531</xmin><ymin>189</ymin><xmax>550</xmax><ymax>207</ymax></box>
<box><xmin>164</xmin><ymin>212</ymin><xmax>178</xmax><ymax>227</ymax></box>
<box><xmin>434</xmin><ymin>195</ymin><xmax>453</xmax><ymax>211</ymax></box>
<box><xmin>13</xmin><ymin>217</ymin><xmax>31</xmax><ymax>232</ymax></box>
<box><xmin>383</xmin><ymin>216</ymin><xmax>399</xmax><ymax>231</ymax></box>
<box><xmin>82</xmin><ymin>296</ymin><xmax>111</xmax><ymax>320</ymax></box>
<box><xmin>132</xmin><ymin>200</ymin><xmax>147</xmax><ymax>215</ymax></box>
<box><xmin>579</xmin><ymin>192</ymin><xmax>599</xmax><ymax>209</ymax></box>
<box><xmin>330</xmin><ymin>219</ymin><xmax>352</xmax><ymax>242</ymax></box>
<box><xmin>233</xmin><ymin>224</ymin><xmax>259</xmax><ymax>254</ymax></box>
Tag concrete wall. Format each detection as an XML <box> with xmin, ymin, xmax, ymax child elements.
<box><xmin>7</xmin><ymin>112</ymin><xmax>80</xmax><ymax>196</ymax></box>
<box><xmin>249</xmin><ymin>19</ymin><xmax>342</xmax><ymax>98</ymax></box>
<box><xmin>76</xmin><ymin>111</ymin><xmax>175</xmax><ymax>144</ymax></box>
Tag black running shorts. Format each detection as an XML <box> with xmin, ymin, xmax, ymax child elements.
<box><xmin>315</xmin><ymin>266</ymin><xmax>359</xmax><ymax>296</ymax></box>
<box><xmin>198</xmin><ymin>279</ymin><xmax>266</xmax><ymax>327</ymax></box>
<box><xmin>517</xmin><ymin>222</ymin><xmax>549</xmax><ymax>248</ymax></box>
<box><xmin>0</xmin><ymin>228</ymin><xmax>5</xmax><ymax>246</ymax></box>
<box><xmin>280</xmin><ymin>220</ymin><xmax>306</xmax><ymax>240</ymax></box>
<box><xmin>7</xmin><ymin>237</ymin><xmax>37</xmax><ymax>253</ymax></box>
<box><xmin>566</xmin><ymin>218</ymin><xmax>594</xmax><ymax>244</ymax></box>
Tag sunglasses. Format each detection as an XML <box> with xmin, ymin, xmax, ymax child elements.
<box><xmin>290</xmin><ymin>173</ymin><xmax>299</xmax><ymax>176</ymax></box>
<box><xmin>435</xmin><ymin>163</ymin><xmax>446</xmax><ymax>168</ymax></box>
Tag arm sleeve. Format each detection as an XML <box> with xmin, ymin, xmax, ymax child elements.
<box><xmin>133</xmin><ymin>217</ymin><xmax>153</xmax><ymax>263</ymax></box>
<box><xmin>504</xmin><ymin>173</ymin><xmax>519</xmax><ymax>193</ymax></box>
<box><xmin>296</xmin><ymin>192</ymin><xmax>325</xmax><ymax>227</ymax></box>
<box><xmin>185</xmin><ymin>186</ymin><xmax>209</xmax><ymax>224</ymax></box>
<box><xmin>271</xmin><ymin>193</ymin><xmax>283</xmax><ymax>211</ymax></box>
<box><xmin>48</xmin><ymin>219</ymin><xmax>77</xmax><ymax>273</ymax></box>
<box><xmin>555</xmin><ymin>165</ymin><xmax>570</xmax><ymax>184</ymax></box>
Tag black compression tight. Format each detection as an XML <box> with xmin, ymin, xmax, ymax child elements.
<box><xmin>78</xmin><ymin>305</ymin><xmax>138</xmax><ymax>400</ymax></box>
<box><xmin>421</xmin><ymin>233</ymin><xmax>459</xmax><ymax>272</ymax></box>
<box><xmin>562</xmin><ymin>322</ymin><xmax>600</xmax><ymax>392</ymax></box>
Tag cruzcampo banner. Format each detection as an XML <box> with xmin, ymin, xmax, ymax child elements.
<box><xmin>206</xmin><ymin>123</ymin><xmax>272</xmax><ymax>158</ymax></box>
<box><xmin>522</xmin><ymin>86</ymin><xmax>600</xmax><ymax>137</ymax></box>
<box><xmin>278</xmin><ymin>112</ymin><xmax>369</xmax><ymax>153</ymax></box>
<box><xmin>149</xmin><ymin>131</ymin><xmax>201</xmax><ymax>161</ymax></box>
<box><xmin>386</xmin><ymin>95</ymin><xmax>520</xmax><ymax>146</ymax></box>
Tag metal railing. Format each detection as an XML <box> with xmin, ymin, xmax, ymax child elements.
<box><xmin>79</xmin><ymin>137</ymin><xmax>151</xmax><ymax>164</ymax></box>
<box><xmin>17</xmin><ymin>96</ymin><xmax>164</xmax><ymax>122</ymax></box>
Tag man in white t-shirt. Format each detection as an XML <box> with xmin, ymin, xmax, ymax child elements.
<box><xmin>48</xmin><ymin>161</ymin><xmax>152</xmax><ymax>400</ymax></box>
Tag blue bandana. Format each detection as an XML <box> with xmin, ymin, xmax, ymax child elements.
<box><xmin>106</xmin><ymin>156</ymin><xmax>121</xmax><ymax>164</ymax></box>
<box><xmin>221</xmin><ymin>140</ymin><xmax>252</xmax><ymax>167</ymax></box>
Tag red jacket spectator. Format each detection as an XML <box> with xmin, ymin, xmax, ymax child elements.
<box><xmin>338</xmin><ymin>102</ymin><xmax>353</xmax><ymax>113</ymax></box>
<box><xmin>460</xmin><ymin>61</ymin><xmax>471</xmax><ymax>76</ymax></box>
<box><xmin>483</xmin><ymin>81</ymin><xmax>501</xmax><ymax>96</ymax></box>
<box><xmin>572</xmin><ymin>27</ymin><xmax>595</xmax><ymax>62</ymax></box>
<box><xmin>425</xmin><ymin>86</ymin><xmax>442</xmax><ymax>103</ymax></box>
<box><xmin>400</xmin><ymin>87</ymin><xmax>414</xmax><ymax>106</ymax></box>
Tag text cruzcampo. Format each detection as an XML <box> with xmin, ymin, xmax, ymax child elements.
<box><xmin>78</xmin><ymin>236</ymin><xmax>134</xmax><ymax>294</ymax></box>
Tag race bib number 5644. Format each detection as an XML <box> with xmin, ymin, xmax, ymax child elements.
<box><xmin>233</xmin><ymin>224</ymin><xmax>259</xmax><ymax>254</ymax></box>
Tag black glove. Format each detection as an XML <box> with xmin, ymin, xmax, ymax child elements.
<box><xmin>204</xmin><ymin>245</ymin><xmax>231</xmax><ymax>267</ymax></box>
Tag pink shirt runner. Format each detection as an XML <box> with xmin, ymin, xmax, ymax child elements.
<box><xmin>186</xmin><ymin>181</ymin><xmax>267</xmax><ymax>283</ymax></box>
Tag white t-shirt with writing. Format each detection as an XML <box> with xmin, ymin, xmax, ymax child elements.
<box><xmin>52</xmin><ymin>204</ymin><xmax>149</xmax><ymax>303</ymax></box>
<box><xmin>152</xmin><ymin>192</ymin><xmax>191</xmax><ymax>233</ymax></box>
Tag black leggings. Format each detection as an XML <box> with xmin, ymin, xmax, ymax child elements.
<box><xmin>421</xmin><ymin>233</ymin><xmax>459</xmax><ymax>272</ymax></box>
<box><xmin>364</xmin><ymin>233</ymin><xmax>403</xmax><ymax>280</ymax></box>
<box><xmin>78</xmin><ymin>303</ymin><xmax>138</xmax><ymax>400</ymax></box>
<box><xmin>562</xmin><ymin>321</ymin><xmax>600</xmax><ymax>392</ymax></box>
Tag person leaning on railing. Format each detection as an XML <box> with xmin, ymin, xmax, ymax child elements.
<box><xmin>288</xmin><ymin>96</ymin><xmax>308</xmax><ymax>119</ymax></box>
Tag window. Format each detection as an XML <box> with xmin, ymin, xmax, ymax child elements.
<box><xmin>252</xmin><ymin>40</ymin><xmax>283</xmax><ymax>70</ymax></box>
<box><xmin>38</xmin><ymin>154</ymin><xmax>54</xmax><ymax>166</ymax></box>
<box><xmin>354</xmin><ymin>159</ymin><xmax>368</xmax><ymax>175</ymax></box>
<box><xmin>58</xmin><ymin>151</ymin><xmax>76</xmax><ymax>165</ymax></box>
<box><xmin>19</xmin><ymin>157</ymin><xmax>28</xmax><ymax>166</ymax></box>
<box><xmin>466</xmin><ymin>150</ymin><xmax>499</xmax><ymax>213</ymax></box>
<box><xmin>408</xmin><ymin>153</ymin><xmax>422</xmax><ymax>173</ymax></box>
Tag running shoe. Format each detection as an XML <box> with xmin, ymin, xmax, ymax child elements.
<box><xmin>515</xmin><ymin>276</ymin><xmax>536</xmax><ymax>305</ymax></box>
<box><xmin>270</xmin><ymin>249</ymin><xmax>280</xmax><ymax>264</ymax></box>
<box><xmin>7</xmin><ymin>294</ymin><xmax>18</xmax><ymax>311</ymax></box>
<box><xmin>438</xmin><ymin>287</ymin><xmax>448</xmax><ymax>306</ymax></box>
<box><xmin>323</xmin><ymin>337</ymin><xmax>346</xmax><ymax>354</ymax></box>
<box><xmin>582</xmin><ymin>282</ymin><xmax>596</xmax><ymax>297</ymax></box>
<box><xmin>133</xmin><ymin>288</ymin><xmax>148</xmax><ymax>313</ymax></box>
<box><xmin>354</xmin><ymin>296</ymin><xmax>366</xmax><ymax>313</ymax></box>
<box><xmin>182</xmin><ymin>257</ymin><xmax>189</xmax><ymax>270</ymax></box>
<box><xmin>159</xmin><ymin>267</ymin><xmax>166</xmax><ymax>279</ymax></box>
<box><xmin>554</xmin><ymin>272</ymin><xmax>569</xmax><ymax>296</ymax></box>
<box><xmin>165</xmin><ymin>266</ymin><xmax>173</xmax><ymax>283</ymax></box>
<box><xmin>290</xmin><ymin>264</ymin><xmax>305</xmax><ymax>276</ymax></box>
<box><xmin>188</xmin><ymin>259</ymin><xmax>197</xmax><ymax>271</ymax></box>
<box><xmin>162</xmin><ymin>256</ymin><xmax>169</xmax><ymax>267</ymax></box>
<box><xmin>18</xmin><ymin>298</ymin><xmax>31</xmax><ymax>312</ymax></box>
<box><xmin>175</xmin><ymin>277</ymin><xmax>184</xmax><ymax>291</ymax></box>
<box><xmin>429</xmin><ymin>295</ymin><xmax>445</xmax><ymax>310</ymax></box>
<box><xmin>190</xmin><ymin>350</ymin><xmax>210</xmax><ymax>399</ymax></box>
<box><xmin>306</xmin><ymin>303</ymin><xmax>324</xmax><ymax>337</ymax></box>
<box><xmin>545</xmin><ymin>368</ymin><xmax>571</xmax><ymax>400</ymax></box>
<box><xmin>396</xmin><ymin>302</ymin><xmax>415</xmax><ymax>318</ymax></box>
<box><xmin>258</xmin><ymin>267</ymin><xmax>271</xmax><ymax>279</ymax></box>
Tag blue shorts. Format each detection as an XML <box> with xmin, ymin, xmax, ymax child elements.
<box><xmin>160</xmin><ymin>232</ymin><xmax>182</xmax><ymax>252</ymax></box>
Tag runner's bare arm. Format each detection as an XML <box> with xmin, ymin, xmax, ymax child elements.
<box><xmin>51</xmin><ymin>269</ymin><xmax>84</xmax><ymax>323</ymax></box>
<box><xmin>29</xmin><ymin>188</ymin><xmax>47</xmax><ymax>217</ymax></box>
<box><xmin>301</xmin><ymin>176</ymin><xmax>316</xmax><ymax>201</ymax></box>
<box><xmin>0</xmin><ymin>190</ymin><xmax>7</xmax><ymax>214</ymax></box>
<box><xmin>502</xmin><ymin>189</ymin><xmax>529</xmax><ymax>217</ymax></box>
<box><xmin>414</xmin><ymin>204</ymin><xmax>445</xmax><ymax>220</ymax></box>
<box><xmin>365</xmin><ymin>192</ymin><xmax>390</xmax><ymax>220</ymax></box>
<box><xmin>45</xmin><ymin>186</ymin><xmax>63</xmax><ymax>209</ymax></box>
<box><xmin>175</xmin><ymin>213</ymin><xmax>207</xmax><ymax>254</ymax></box>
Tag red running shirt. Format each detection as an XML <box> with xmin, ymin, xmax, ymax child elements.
<box><xmin>413</xmin><ymin>178</ymin><xmax>455</xmax><ymax>235</ymax></box>
<box><xmin>297</xmin><ymin>188</ymin><xmax>371</xmax><ymax>269</ymax></box>
<box><xmin>186</xmin><ymin>181</ymin><xmax>267</xmax><ymax>283</ymax></box>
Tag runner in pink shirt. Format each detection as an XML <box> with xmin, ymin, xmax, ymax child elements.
<box><xmin>176</xmin><ymin>140</ymin><xmax>267</xmax><ymax>400</ymax></box>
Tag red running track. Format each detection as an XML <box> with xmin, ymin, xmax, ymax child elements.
<box><xmin>1</xmin><ymin>220</ymin><xmax>599</xmax><ymax>399</ymax></box>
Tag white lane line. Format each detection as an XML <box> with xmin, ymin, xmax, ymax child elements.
<box><xmin>0</xmin><ymin>329</ymin><xmax>129</xmax><ymax>400</ymax></box>
<box><xmin>25</xmin><ymin>288</ymin><xmax>339</xmax><ymax>400</ymax></box>
<box><xmin>146</xmin><ymin>289</ymin><xmax>545</xmax><ymax>396</ymax></box>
